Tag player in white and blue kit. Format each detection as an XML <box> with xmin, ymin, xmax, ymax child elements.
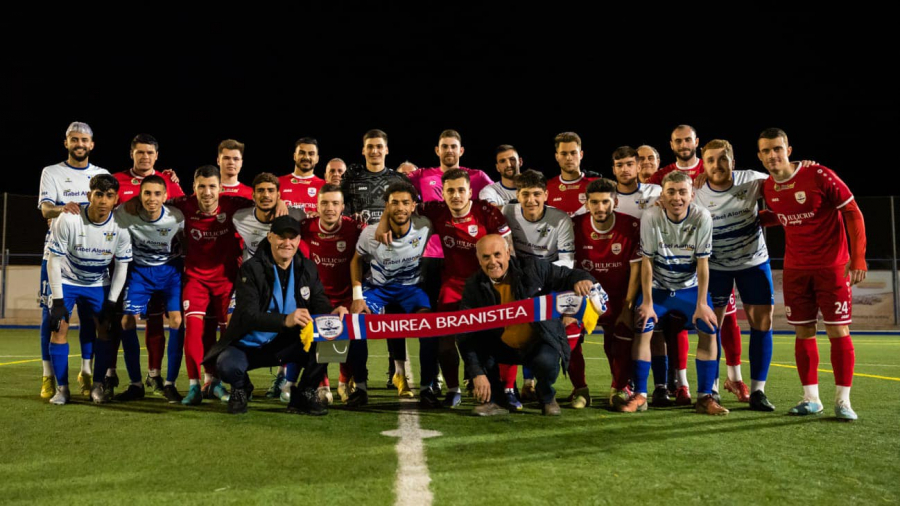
<box><xmin>115</xmin><ymin>175</ymin><xmax>187</xmax><ymax>403</ymax></box>
<box><xmin>629</xmin><ymin>170</ymin><xmax>727</xmax><ymax>415</ymax></box>
<box><xmin>46</xmin><ymin>174</ymin><xmax>132</xmax><ymax>405</ymax></box>
<box><xmin>350</xmin><ymin>181</ymin><xmax>440</xmax><ymax>407</ymax></box>
<box><xmin>694</xmin><ymin>140</ymin><xmax>775</xmax><ymax>411</ymax></box>
<box><xmin>37</xmin><ymin>121</ymin><xmax>109</xmax><ymax>399</ymax></box>
<box><xmin>479</xmin><ymin>145</ymin><xmax>522</xmax><ymax>206</ymax></box>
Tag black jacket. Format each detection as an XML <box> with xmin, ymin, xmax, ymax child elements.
<box><xmin>202</xmin><ymin>237</ymin><xmax>333</xmax><ymax>366</ymax></box>
<box><xmin>457</xmin><ymin>256</ymin><xmax>595</xmax><ymax>378</ymax></box>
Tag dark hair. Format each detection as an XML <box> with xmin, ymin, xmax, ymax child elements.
<box><xmin>90</xmin><ymin>174</ymin><xmax>120</xmax><ymax>192</ymax></box>
<box><xmin>140</xmin><ymin>175</ymin><xmax>168</xmax><ymax>191</ymax></box>
<box><xmin>554</xmin><ymin>131</ymin><xmax>582</xmax><ymax>149</ymax></box>
<box><xmin>438</xmin><ymin>129</ymin><xmax>462</xmax><ymax>143</ymax></box>
<box><xmin>194</xmin><ymin>165</ymin><xmax>221</xmax><ymax>181</ymax></box>
<box><xmin>672</xmin><ymin>124</ymin><xmax>697</xmax><ymax>138</ymax></box>
<box><xmin>319</xmin><ymin>183</ymin><xmax>343</xmax><ymax>195</ymax></box>
<box><xmin>612</xmin><ymin>146</ymin><xmax>638</xmax><ymax>162</ymax></box>
<box><xmin>363</xmin><ymin>129</ymin><xmax>388</xmax><ymax>144</ymax></box>
<box><xmin>131</xmin><ymin>133</ymin><xmax>159</xmax><ymax>152</ymax></box>
<box><xmin>495</xmin><ymin>144</ymin><xmax>517</xmax><ymax>155</ymax></box>
<box><xmin>252</xmin><ymin>172</ymin><xmax>279</xmax><ymax>189</ymax></box>
<box><xmin>294</xmin><ymin>137</ymin><xmax>318</xmax><ymax>150</ymax></box>
<box><xmin>586</xmin><ymin>177</ymin><xmax>618</xmax><ymax>196</ymax></box>
<box><xmin>514</xmin><ymin>169</ymin><xmax>547</xmax><ymax>191</ymax></box>
<box><xmin>441</xmin><ymin>168</ymin><xmax>470</xmax><ymax>185</ymax></box>
<box><xmin>383</xmin><ymin>181</ymin><xmax>419</xmax><ymax>203</ymax></box>
<box><xmin>759</xmin><ymin>127</ymin><xmax>788</xmax><ymax>144</ymax></box>
<box><xmin>218</xmin><ymin>139</ymin><xmax>245</xmax><ymax>155</ymax></box>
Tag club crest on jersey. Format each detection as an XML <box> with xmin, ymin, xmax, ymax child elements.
<box><xmin>794</xmin><ymin>191</ymin><xmax>807</xmax><ymax>204</ymax></box>
<box><xmin>131</xmin><ymin>178</ymin><xmax>140</xmax><ymax>185</ymax></box>
<box><xmin>103</xmin><ymin>232</ymin><xmax>116</xmax><ymax>242</ymax></box>
<box><xmin>734</xmin><ymin>189</ymin><xmax>748</xmax><ymax>200</ymax></box>
<box><xmin>611</xmin><ymin>243</ymin><xmax>622</xmax><ymax>255</ymax></box>
<box><xmin>785</xmin><ymin>306</ymin><xmax>791</xmax><ymax>317</ymax></box>
<box><xmin>558</xmin><ymin>184</ymin><xmax>567</xmax><ymax>191</ymax></box>
<box><xmin>443</xmin><ymin>236</ymin><xmax>456</xmax><ymax>249</ymax></box>
<box><xmin>410</xmin><ymin>236</ymin><xmax>421</xmax><ymax>248</ymax></box>
<box><xmin>183</xmin><ymin>300</ymin><xmax>190</xmax><ymax>311</ymax></box>
<box><xmin>315</xmin><ymin>315</ymin><xmax>343</xmax><ymax>341</ymax></box>
<box><xmin>301</xmin><ymin>286</ymin><xmax>310</xmax><ymax>300</ymax></box>
<box><xmin>336</xmin><ymin>241</ymin><xmax>347</xmax><ymax>252</ymax></box>
<box><xmin>216</xmin><ymin>213</ymin><xmax>226</xmax><ymax>223</ymax></box>
<box><xmin>308</xmin><ymin>187</ymin><xmax>317</xmax><ymax>197</ymax></box>
<box><xmin>539</xmin><ymin>226</ymin><xmax>551</xmax><ymax>238</ymax></box>
<box><xmin>191</xmin><ymin>229</ymin><xmax>203</xmax><ymax>241</ymax></box>
<box><xmin>638</xmin><ymin>199</ymin><xmax>649</xmax><ymax>209</ymax></box>
<box><xmin>468</xmin><ymin>224</ymin><xmax>479</xmax><ymax>237</ymax></box>
<box><xmin>157</xmin><ymin>228</ymin><xmax>171</xmax><ymax>236</ymax></box>
<box><xmin>555</xmin><ymin>291</ymin><xmax>582</xmax><ymax>315</ymax></box>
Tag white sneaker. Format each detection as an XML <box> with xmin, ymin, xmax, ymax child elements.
<box><xmin>49</xmin><ymin>385</ymin><xmax>70</xmax><ymax>405</ymax></box>
<box><xmin>834</xmin><ymin>399</ymin><xmax>858</xmax><ymax>421</ymax></box>
<box><xmin>317</xmin><ymin>386</ymin><xmax>334</xmax><ymax>406</ymax></box>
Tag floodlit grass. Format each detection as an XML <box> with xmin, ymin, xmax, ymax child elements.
<box><xmin>1</xmin><ymin>330</ymin><xmax>899</xmax><ymax>505</ymax></box>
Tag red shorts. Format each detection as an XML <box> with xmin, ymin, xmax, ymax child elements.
<box><xmin>182</xmin><ymin>275</ymin><xmax>233</xmax><ymax>323</ymax></box>
<box><xmin>782</xmin><ymin>267</ymin><xmax>852</xmax><ymax>326</ymax></box>
<box><xmin>725</xmin><ymin>290</ymin><xmax>737</xmax><ymax>315</ymax></box>
<box><xmin>438</xmin><ymin>276</ymin><xmax>466</xmax><ymax>309</ymax></box>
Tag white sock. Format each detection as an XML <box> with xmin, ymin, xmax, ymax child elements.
<box><xmin>81</xmin><ymin>359</ymin><xmax>92</xmax><ymax>375</ymax></box>
<box><xmin>835</xmin><ymin>385</ymin><xmax>851</xmax><ymax>405</ymax></box>
<box><xmin>504</xmin><ymin>388</ymin><xmax>515</xmax><ymax>393</ymax></box>
<box><xmin>189</xmin><ymin>379</ymin><xmax>200</xmax><ymax>386</ymax></box>
<box><xmin>727</xmin><ymin>365</ymin><xmax>742</xmax><ymax>382</ymax></box>
<box><xmin>394</xmin><ymin>360</ymin><xmax>406</xmax><ymax>377</ymax></box>
<box><xmin>283</xmin><ymin>381</ymin><xmax>295</xmax><ymax>391</ymax></box>
<box><xmin>164</xmin><ymin>380</ymin><xmax>174</xmax><ymax>386</ymax></box>
<box><xmin>676</xmin><ymin>369</ymin><xmax>689</xmax><ymax>389</ymax></box>
<box><xmin>106</xmin><ymin>369</ymin><xmax>117</xmax><ymax>378</ymax></box>
<box><xmin>149</xmin><ymin>369</ymin><xmax>160</xmax><ymax>377</ymax></box>
<box><xmin>802</xmin><ymin>384</ymin><xmax>820</xmax><ymax>402</ymax></box>
<box><xmin>42</xmin><ymin>360</ymin><xmax>53</xmax><ymax>376</ymax></box>
<box><xmin>751</xmin><ymin>380</ymin><xmax>765</xmax><ymax>393</ymax></box>
<box><xmin>712</xmin><ymin>378</ymin><xmax>720</xmax><ymax>393</ymax></box>
<box><xmin>204</xmin><ymin>373</ymin><xmax>214</xmax><ymax>383</ymax></box>
<box><xmin>448</xmin><ymin>387</ymin><xmax>461</xmax><ymax>394</ymax></box>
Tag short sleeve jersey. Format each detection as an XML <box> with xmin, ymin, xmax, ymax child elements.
<box><xmin>169</xmin><ymin>196</ymin><xmax>250</xmax><ymax>281</ymax></box>
<box><xmin>341</xmin><ymin>165</ymin><xmax>409</xmax><ymax>225</ymax></box>
<box><xmin>278</xmin><ymin>173</ymin><xmax>326</xmax><ymax>213</ymax></box>
<box><xmin>300</xmin><ymin>216</ymin><xmax>365</xmax><ymax>305</ymax></box>
<box><xmin>420</xmin><ymin>201</ymin><xmax>510</xmax><ymax>281</ymax></box>
<box><xmin>762</xmin><ymin>164</ymin><xmax>854</xmax><ymax>269</ymax></box>
<box><xmin>547</xmin><ymin>174</ymin><xmax>596</xmax><ymax>216</ymax></box>
<box><xmin>113</xmin><ymin>169</ymin><xmax>185</xmax><ymax>203</ymax></box>
<box><xmin>356</xmin><ymin>214</ymin><xmax>431</xmax><ymax>286</ymax></box>
<box><xmin>38</xmin><ymin>162</ymin><xmax>110</xmax><ymax>259</ymax></box>
<box><xmin>616</xmin><ymin>183</ymin><xmax>661</xmax><ymax>219</ymax></box>
<box><xmin>114</xmin><ymin>205</ymin><xmax>184</xmax><ymax>267</ymax></box>
<box><xmin>49</xmin><ymin>206</ymin><xmax>132</xmax><ymax>287</ymax></box>
<box><xmin>221</xmin><ymin>182</ymin><xmax>254</xmax><ymax>200</ymax></box>
<box><xmin>694</xmin><ymin>170</ymin><xmax>769</xmax><ymax>271</ymax></box>
<box><xmin>501</xmin><ymin>204</ymin><xmax>574</xmax><ymax>263</ymax></box>
<box><xmin>573</xmin><ymin>212</ymin><xmax>641</xmax><ymax>301</ymax></box>
<box><xmin>479</xmin><ymin>182</ymin><xmax>518</xmax><ymax>206</ymax></box>
<box><xmin>407</xmin><ymin>167</ymin><xmax>494</xmax><ymax>202</ymax></box>
<box><xmin>640</xmin><ymin>204</ymin><xmax>713</xmax><ymax>291</ymax></box>
<box><xmin>233</xmin><ymin>207</ymin><xmax>307</xmax><ymax>262</ymax></box>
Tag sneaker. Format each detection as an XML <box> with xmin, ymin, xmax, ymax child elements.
<box><xmin>337</xmin><ymin>382</ymin><xmax>351</xmax><ymax>403</ymax></box>
<box><xmin>266</xmin><ymin>373</ymin><xmax>286</xmax><ymax>399</ymax></box>
<box><xmin>505</xmin><ymin>390</ymin><xmax>523</xmax><ymax>411</ymax></box>
<box><xmin>724</xmin><ymin>379</ymin><xmax>750</xmax><ymax>402</ymax></box>
<box><xmin>542</xmin><ymin>399</ymin><xmax>562</xmax><ymax>416</ymax></box>
<box><xmin>228</xmin><ymin>387</ymin><xmax>249</xmax><ymax>414</ymax></box>
<box><xmin>145</xmin><ymin>374</ymin><xmax>165</xmax><ymax>395</ymax></box>
<box><xmin>90</xmin><ymin>381</ymin><xmax>109</xmax><ymax>404</ymax></box>
<box><xmin>674</xmin><ymin>386</ymin><xmax>692</xmax><ymax>406</ymax></box>
<box><xmin>473</xmin><ymin>402</ymin><xmax>508</xmax><ymax>417</ymax></box>
<box><xmin>420</xmin><ymin>388</ymin><xmax>442</xmax><ymax>409</ymax></box>
<box><xmin>41</xmin><ymin>375</ymin><xmax>57</xmax><ymax>399</ymax></box>
<box><xmin>393</xmin><ymin>373</ymin><xmax>414</xmax><ymax>398</ymax></box>
<box><xmin>788</xmin><ymin>399</ymin><xmax>824</xmax><ymax>416</ymax></box>
<box><xmin>280</xmin><ymin>386</ymin><xmax>291</xmax><ymax>403</ymax></box>
<box><xmin>620</xmin><ymin>393</ymin><xmax>648</xmax><ymax>413</ymax></box>
<box><xmin>749</xmin><ymin>390</ymin><xmax>776</xmax><ymax>412</ymax></box>
<box><xmin>317</xmin><ymin>386</ymin><xmax>334</xmax><ymax>406</ymax></box>
<box><xmin>114</xmin><ymin>384</ymin><xmax>146</xmax><ymax>402</ymax></box>
<box><xmin>570</xmin><ymin>386</ymin><xmax>591</xmax><ymax>409</ymax></box>
<box><xmin>49</xmin><ymin>385</ymin><xmax>70</xmax><ymax>405</ymax></box>
<box><xmin>695</xmin><ymin>394</ymin><xmax>729</xmax><ymax>415</ymax></box>
<box><xmin>650</xmin><ymin>386</ymin><xmax>673</xmax><ymax>407</ymax></box>
<box><xmin>346</xmin><ymin>389</ymin><xmax>369</xmax><ymax>408</ymax></box>
<box><xmin>181</xmin><ymin>384</ymin><xmax>203</xmax><ymax>406</ymax></box>
<box><xmin>77</xmin><ymin>372</ymin><xmax>93</xmax><ymax>397</ymax></box>
<box><xmin>210</xmin><ymin>381</ymin><xmax>230</xmax><ymax>403</ymax></box>
<box><xmin>520</xmin><ymin>380</ymin><xmax>537</xmax><ymax>402</ymax></box>
<box><xmin>162</xmin><ymin>384</ymin><xmax>183</xmax><ymax>404</ymax></box>
<box><xmin>103</xmin><ymin>374</ymin><xmax>118</xmax><ymax>399</ymax></box>
<box><xmin>442</xmin><ymin>391</ymin><xmax>462</xmax><ymax>408</ymax></box>
<box><xmin>710</xmin><ymin>390</ymin><xmax>722</xmax><ymax>405</ymax></box>
<box><xmin>610</xmin><ymin>389</ymin><xmax>630</xmax><ymax>410</ymax></box>
<box><xmin>287</xmin><ymin>387</ymin><xmax>328</xmax><ymax>416</ymax></box>
<box><xmin>834</xmin><ymin>399</ymin><xmax>858</xmax><ymax>421</ymax></box>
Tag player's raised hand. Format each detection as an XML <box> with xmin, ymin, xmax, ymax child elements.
<box><xmin>693</xmin><ymin>172</ymin><xmax>708</xmax><ymax>189</ymax></box>
<box><xmin>284</xmin><ymin>308</ymin><xmax>312</xmax><ymax>328</ymax></box>
<box><xmin>161</xmin><ymin>168</ymin><xmax>180</xmax><ymax>184</ymax></box>
<box><xmin>798</xmin><ymin>159</ymin><xmax>818</xmax><ymax>168</ymax></box>
<box><xmin>274</xmin><ymin>200</ymin><xmax>289</xmax><ymax>217</ymax></box>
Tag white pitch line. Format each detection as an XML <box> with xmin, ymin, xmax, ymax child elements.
<box><xmin>381</xmin><ymin>398</ymin><xmax>442</xmax><ymax>506</ymax></box>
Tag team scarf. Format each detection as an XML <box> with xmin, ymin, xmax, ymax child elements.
<box><xmin>300</xmin><ymin>284</ymin><xmax>609</xmax><ymax>350</ymax></box>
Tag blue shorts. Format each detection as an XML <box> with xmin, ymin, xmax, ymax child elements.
<box><xmin>363</xmin><ymin>283</ymin><xmax>431</xmax><ymax>314</ymax></box>
<box><xmin>62</xmin><ymin>284</ymin><xmax>108</xmax><ymax>315</ymax></box>
<box><xmin>709</xmin><ymin>261</ymin><xmax>774</xmax><ymax>308</ymax></box>
<box><xmin>39</xmin><ymin>259</ymin><xmax>51</xmax><ymax>308</ymax></box>
<box><xmin>635</xmin><ymin>285</ymin><xmax>716</xmax><ymax>334</ymax></box>
<box><xmin>123</xmin><ymin>263</ymin><xmax>183</xmax><ymax>316</ymax></box>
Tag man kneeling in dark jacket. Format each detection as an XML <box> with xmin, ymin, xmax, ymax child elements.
<box><xmin>203</xmin><ymin>216</ymin><xmax>348</xmax><ymax>415</ymax></box>
<box><xmin>459</xmin><ymin>234</ymin><xmax>596</xmax><ymax>416</ymax></box>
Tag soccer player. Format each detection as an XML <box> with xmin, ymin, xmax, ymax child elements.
<box><xmin>45</xmin><ymin>174</ymin><xmax>132</xmax><ymax>405</ymax></box>
<box><xmin>234</xmin><ymin>173</ymin><xmax>306</xmax><ymax>262</ymax></box>
<box><xmin>324</xmin><ymin>158</ymin><xmax>347</xmax><ymax>185</ymax></box>
<box><xmin>115</xmin><ymin>175</ymin><xmax>186</xmax><ymax>402</ymax></box>
<box><xmin>479</xmin><ymin>144</ymin><xmax>522</xmax><ymax>206</ymax></box>
<box><xmin>396</xmin><ymin>161</ymin><xmax>418</xmax><ymax>175</ymax></box>
<box><xmin>574</xmin><ymin>178</ymin><xmax>642</xmax><ymax>411</ymax></box>
<box><xmin>636</xmin><ymin>145</ymin><xmax>661</xmax><ymax>185</ymax></box>
<box><xmin>112</xmin><ymin>133</ymin><xmax>184</xmax><ymax>395</ymax></box>
<box><xmin>341</xmin><ymin>129</ymin><xmax>409</xmax><ymax>225</ymax></box>
<box><xmin>217</xmin><ymin>139</ymin><xmax>253</xmax><ymax>199</ymax></box>
<box><xmin>758</xmin><ymin>128</ymin><xmax>866</xmax><ymax>420</ymax></box>
<box><xmin>300</xmin><ymin>184</ymin><xmax>368</xmax><ymax>405</ymax></box>
<box><xmin>279</xmin><ymin>137</ymin><xmax>325</xmax><ymax>213</ymax></box>
<box><xmin>37</xmin><ymin>121</ymin><xmax>109</xmax><ymax>399</ymax></box>
<box><xmin>629</xmin><ymin>170</ymin><xmax>726</xmax><ymax>415</ymax></box>
<box><xmin>351</xmin><ymin>181</ymin><xmax>440</xmax><ymax>407</ymax></box>
<box><xmin>547</xmin><ymin>132</ymin><xmax>597</xmax><ymax>215</ymax></box>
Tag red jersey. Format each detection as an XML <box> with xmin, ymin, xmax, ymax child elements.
<box><xmin>299</xmin><ymin>216</ymin><xmax>365</xmax><ymax>306</ymax></box>
<box><xmin>648</xmin><ymin>159</ymin><xmax>704</xmax><ymax>185</ymax></box>
<box><xmin>279</xmin><ymin>173</ymin><xmax>326</xmax><ymax>213</ymax></box>
<box><xmin>547</xmin><ymin>174</ymin><xmax>596</xmax><ymax>216</ymax></box>
<box><xmin>420</xmin><ymin>200</ymin><xmax>510</xmax><ymax>281</ymax></box>
<box><xmin>170</xmin><ymin>195</ymin><xmax>252</xmax><ymax>281</ymax></box>
<box><xmin>573</xmin><ymin>211</ymin><xmax>641</xmax><ymax>302</ymax></box>
<box><xmin>762</xmin><ymin>164</ymin><xmax>853</xmax><ymax>269</ymax></box>
<box><xmin>113</xmin><ymin>169</ymin><xmax>184</xmax><ymax>202</ymax></box>
<box><xmin>221</xmin><ymin>182</ymin><xmax>254</xmax><ymax>200</ymax></box>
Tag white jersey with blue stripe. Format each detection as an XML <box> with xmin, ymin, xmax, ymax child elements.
<box><xmin>616</xmin><ymin>182</ymin><xmax>661</xmax><ymax>219</ymax></box>
<box><xmin>640</xmin><ymin>204</ymin><xmax>712</xmax><ymax>291</ymax></box>
<box><xmin>357</xmin><ymin>214</ymin><xmax>431</xmax><ymax>286</ymax></box>
<box><xmin>502</xmin><ymin>204</ymin><xmax>575</xmax><ymax>268</ymax></box>
<box><xmin>114</xmin><ymin>205</ymin><xmax>184</xmax><ymax>267</ymax></box>
<box><xmin>48</xmin><ymin>206</ymin><xmax>132</xmax><ymax>287</ymax></box>
<box><xmin>38</xmin><ymin>162</ymin><xmax>110</xmax><ymax>259</ymax></box>
<box><xmin>694</xmin><ymin>170</ymin><xmax>769</xmax><ymax>271</ymax></box>
<box><xmin>233</xmin><ymin>207</ymin><xmax>306</xmax><ymax>262</ymax></box>
<box><xmin>479</xmin><ymin>182</ymin><xmax>518</xmax><ymax>206</ymax></box>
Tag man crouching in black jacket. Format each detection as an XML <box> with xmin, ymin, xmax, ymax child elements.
<box><xmin>459</xmin><ymin>234</ymin><xmax>596</xmax><ymax>416</ymax></box>
<box><xmin>203</xmin><ymin>216</ymin><xmax>348</xmax><ymax>415</ymax></box>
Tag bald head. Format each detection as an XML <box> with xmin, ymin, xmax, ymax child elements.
<box><xmin>476</xmin><ymin>234</ymin><xmax>511</xmax><ymax>281</ymax></box>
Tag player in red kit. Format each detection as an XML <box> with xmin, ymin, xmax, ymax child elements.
<box><xmin>280</xmin><ymin>137</ymin><xmax>326</xmax><ymax>213</ymax></box>
<box><xmin>217</xmin><ymin>139</ymin><xmax>253</xmax><ymax>199</ymax></box>
<box><xmin>547</xmin><ymin>132</ymin><xmax>597</xmax><ymax>216</ymax></box>
<box><xmin>758</xmin><ymin>128</ymin><xmax>866</xmax><ymax>420</ymax></box>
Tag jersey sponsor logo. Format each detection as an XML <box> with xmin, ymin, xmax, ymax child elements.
<box><xmin>777</xmin><ymin>211</ymin><xmax>815</xmax><ymax>226</ymax></box>
<box><xmin>468</xmin><ymin>224</ymin><xmax>479</xmax><ymax>237</ymax></box>
<box><xmin>216</xmin><ymin>213</ymin><xmax>226</xmax><ymax>223</ymax></box>
<box><xmin>555</xmin><ymin>291</ymin><xmax>582</xmax><ymax>315</ymax></box>
<box><xmin>291</xmin><ymin>178</ymin><xmax>299</xmax><ymax>184</ymax></box>
<box><xmin>611</xmin><ymin>243</ymin><xmax>622</xmax><ymax>255</ymax></box>
<box><xmin>773</xmin><ymin>182</ymin><xmax>795</xmax><ymax>191</ymax></box>
<box><xmin>191</xmin><ymin>229</ymin><xmax>203</xmax><ymax>240</ymax></box>
<box><xmin>308</xmin><ymin>187</ymin><xmax>317</xmax><ymax>197</ymax></box>
<box><xmin>794</xmin><ymin>191</ymin><xmax>807</xmax><ymax>204</ymax></box>
<box><xmin>591</xmin><ymin>232</ymin><xmax>600</xmax><ymax>240</ymax></box>
<box><xmin>131</xmin><ymin>178</ymin><xmax>140</xmax><ymax>185</ymax></box>
<box><xmin>429</xmin><ymin>181</ymin><xmax>437</xmax><ymax>186</ymax></box>
<box><xmin>581</xmin><ymin>259</ymin><xmax>593</xmax><ymax>270</ymax></box>
<box><xmin>301</xmin><ymin>286</ymin><xmax>310</xmax><ymax>300</ymax></box>
<box><xmin>443</xmin><ymin>236</ymin><xmax>456</xmax><ymax>248</ymax></box>
<box><xmin>358</xmin><ymin>186</ymin><xmax>368</xmax><ymax>191</ymax></box>
<box><xmin>578</xmin><ymin>193</ymin><xmax>586</xmax><ymax>204</ymax></box>
<box><xmin>315</xmin><ymin>315</ymin><xmax>343</xmax><ymax>340</ymax></box>
<box><xmin>336</xmin><ymin>241</ymin><xmax>347</xmax><ymax>252</ymax></box>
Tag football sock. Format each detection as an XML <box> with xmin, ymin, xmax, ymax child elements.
<box><xmin>149</xmin><ymin>369</ymin><xmax>160</xmax><ymax>377</ymax></box>
<box><xmin>677</xmin><ymin>329</ymin><xmax>690</xmax><ymax>370</ymax></box>
<box><xmin>448</xmin><ymin>387</ymin><xmax>461</xmax><ymax>394</ymax></box>
<box><xmin>522</xmin><ymin>366</ymin><xmax>534</xmax><ymax>381</ymax></box>
<box><xmin>42</xmin><ymin>360</ymin><xmax>53</xmax><ymax>376</ymax></box>
<box><xmin>633</xmin><ymin>360</ymin><xmax>651</xmax><ymax>395</ymax></box>
<box><xmin>750</xmin><ymin>380</ymin><xmax>766</xmax><ymax>393</ymax></box>
<box><xmin>499</xmin><ymin>364</ymin><xmax>518</xmax><ymax>389</ymax></box>
<box><xmin>721</xmin><ymin>312</ymin><xmax>742</xmax><ymax>366</ymax></box>
<box><xmin>727</xmin><ymin>365</ymin><xmax>743</xmax><ymax>382</ymax></box>
<box><xmin>40</xmin><ymin>307</ymin><xmax>52</xmax><ymax>361</ymax></box>
<box><xmin>676</xmin><ymin>369</ymin><xmax>689</xmax><ymax>389</ymax></box>
<box><xmin>184</xmin><ymin>317</ymin><xmax>204</xmax><ymax>380</ymax></box>
<box><xmin>78</xmin><ymin>313</ymin><xmax>95</xmax><ymax>360</ymax></box>
<box><xmin>651</xmin><ymin>355</ymin><xmax>668</xmax><ymax>387</ymax></box>
<box><xmin>121</xmin><ymin>327</ymin><xmax>143</xmax><ymax>384</ymax></box>
<box><xmin>285</xmin><ymin>363</ymin><xmax>300</xmax><ymax>383</ymax></box>
<box><xmin>394</xmin><ymin>360</ymin><xmax>406</xmax><ymax>378</ymax></box>
<box><xmin>749</xmin><ymin>328</ymin><xmax>773</xmax><ymax>383</ymax></box>
<box><xmin>611</xmin><ymin>336</ymin><xmax>632</xmax><ymax>390</ymax></box>
<box><xmin>803</xmin><ymin>384</ymin><xmax>820</xmax><ymax>402</ymax></box>
<box><xmin>830</xmin><ymin>336</ymin><xmax>855</xmax><ymax>387</ymax></box>
<box><xmin>93</xmin><ymin>339</ymin><xmax>114</xmax><ymax>384</ymax></box>
<box><xmin>696</xmin><ymin>359</ymin><xmax>718</xmax><ymax>395</ymax></box>
<box><xmin>49</xmin><ymin>342</ymin><xmax>69</xmax><ymax>386</ymax></box>
<box><xmin>795</xmin><ymin>338</ymin><xmax>819</xmax><ymax>386</ymax></box>
<box><xmin>165</xmin><ymin>327</ymin><xmax>183</xmax><ymax>384</ymax></box>
<box><xmin>568</xmin><ymin>343</ymin><xmax>587</xmax><ymax>389</ymax></box>
<box><xmin>835</xmin><ymin>385</ymin><xmax>851</xmax><ymax>405</ymax></box>
<box><xmin>81</xmin><ymin>359</ymin><xmax>92</xmax><ymax>376</ymax></box>
<box><xmin>189</xmin><ymin>379</ymin><xmax>200</xmax><ymax>386</ymax></box>
<box><xmin>145</xmin><ymin>313</ymin><xmax>165</xmax><ymax>371</ymax></box>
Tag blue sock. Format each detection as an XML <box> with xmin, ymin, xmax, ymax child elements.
<box><xmin>522</xmin><ymin>367</ymin><xmax>535</xmax><ymax>381</ymax></box>
<box><xmin>714</xmin><ymin>330</ymin><xmax>722</xmax><ymax>382</ymax></box>
<box><xmin>121</xmin><ymin>328</ymin><xmax>142</xmax><ymax>384</ymax></box>
<box><xmin>634</xmin><ymin>360</ymin><xmax>651</xmax><ymax>395</ymax></box>
<box><xmin>77</xmin><ymin>310</ymin><xmax>96</xmax><ymax>360</ymax></box>
<box><xmin>285</xmin><ymin>362</ymin><xmax>300</xmax><ymax>383</ymax></box>
<box><xmin>49</xmin><ymin>342</ymin><xmax>70</xmax><ymax>386</ymax></box>
<box><xmin>651</xmin><ymin>355</ymin><xmax>668</xmax><ymax>386</ymax></box>
<box><xmin>696</xmin><ymin>359</ymin><xmax>718</xmax><ymax>395</ymax></box>
<box><xmin>166</xmin><ymin>327</ymin><xmax>184</xmax><ymax>383</ymax></box>
<box><xmin>40</xmin><ymin>306</ymin><xmax>52</xmax><ymax>361</ymax></box>
<box><xmin>93</xmin><ymin>339</ymin><xmax>113</xmax><ymax>384</ymax></box>
<box><xmin>749</xmin><ymin>328</ymin><xmax>773</xmax><ymax>382</ymax></box>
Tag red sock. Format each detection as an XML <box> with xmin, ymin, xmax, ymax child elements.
<box><xmin>795</xmin><ymin>338</ymin><xmax>819</xmax><ymax>386</ymax></box>
<box><xmin>339</xmin><ymin>363</ymin><xmax>352</xmax><ymax>383</ymax></box>
<box><xmin>829</xmin><ymin>336</ymin><xmax>855</xmax><ymax>387</ymax></box>
<box><xmin>611</xmin><ymin>335</ymin><xmax>633</xmax><ymax>390</ymax></box>
<box><xmin>602</xmin><ymin>327</ymin><xmax>617</xmax><ymax>386</ymax></box>
<box><xmin>184</xmin><ymin>317</ymin><xmax>204</xmax><ymax>380</ymax></box>
<box><xmin>499</xmin><ymin>364</ymin><xmax>518</xmax><ymax>389</ymax></box>
<box><xmin>145</xmin><ymin>313</ymin><xmax>166</xmax><ymax>371</ymax></box>
<box><xmin>568</xmin><ymin>341</ymin><xmax>587</xmax><ymax>389</ymax></box>
<box><xmin>721</xmin><ymin>312</ymin><xmax>742</xmax><ymax>366</ymax></box>
<box><xmin>677</xmin><ymin>329</ymin><xmax>689</xmax><ymax>370</ymax></box>
<box><xmin>319</xmin><ymin>376</ymin><xmax>330</xmax><ymax>388</ymax></box>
